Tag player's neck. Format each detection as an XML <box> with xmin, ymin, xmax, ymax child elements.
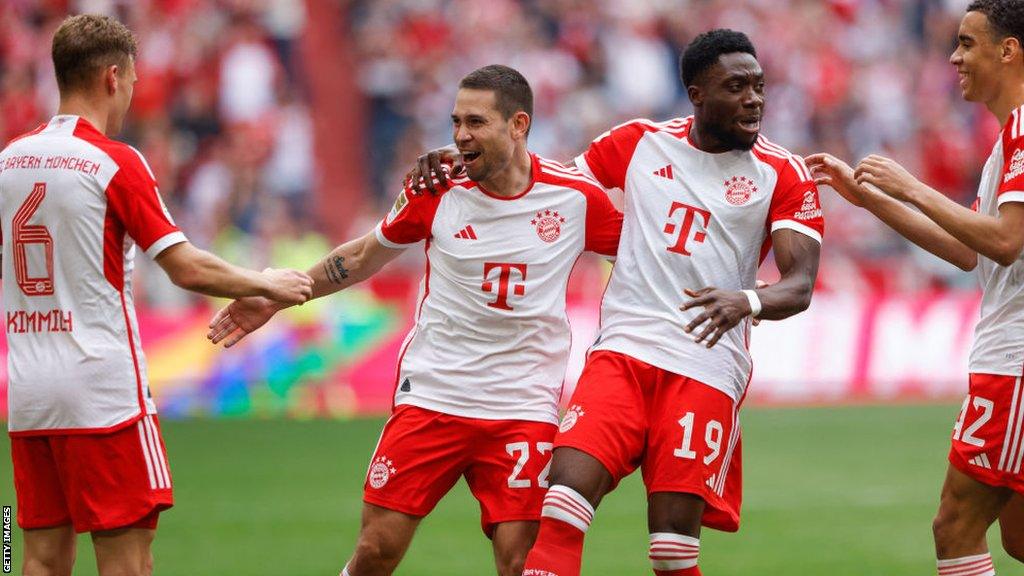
<box><xmin>985</xmin><ymin>75</ymin><xmax>1024</xmax><ymax>126</ymax></box>
<box><xmin>56</xmin><ymin>94</ymin><xmax>111</xmax><ymax>136</ymax></box>
<box><xmin>479</xmin><ymin>147</ymin><xmax>533</xmax><ymax>198</ymax></box>
<box><xmin>688</xmin><ymin>120</ymin><xmax>731</xmax><ymax>154</ymax></box>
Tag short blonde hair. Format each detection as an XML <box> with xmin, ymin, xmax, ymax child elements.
<box><xmin>51</xmin><ymin>14</ymin><xmax>137</xmax><ymax>94</ymax></box>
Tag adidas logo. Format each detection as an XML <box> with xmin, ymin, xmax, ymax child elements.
<box><xmin>654</xmin><ymin>164</ymin><xmax>674</xmax><ymax>179</ymax></box>
<box><xmin>970</xmin><ymin>453</ymin><xmax>992</xmax><ymax>469</ymax></box>
<box><xmin>454</xmin><ymin>225</ymin><xmax>478</xmax><ymax>239</ymax></box>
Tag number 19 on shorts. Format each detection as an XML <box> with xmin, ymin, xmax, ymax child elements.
<box><xmin>674</xmin><ymin>412</ymin><xmax>723</xmax><ymax>465</ymax></box>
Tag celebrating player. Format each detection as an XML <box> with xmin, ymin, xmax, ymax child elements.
<box><xmin>411</xmin><ymin>29</ymin><xmax>823</xmax><ymax>576</ymax></box>
<box><xmin>207</xmin><ymin>65</ymin><xmax>622</xmax><ymax>576</ymax></box>
<box><xmin>0</xmin><ymin>14</ymin><xmax>314</xmax><ymax>576</ymax></box>
<box><xmin>807</xmin><ymin>1</ymin><xmax>1024</xmax><ymax>573</ymax></box>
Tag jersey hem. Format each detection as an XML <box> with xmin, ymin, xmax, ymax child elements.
<box><xmin>590</xmin><ymin>342</ymin><xmax>746</xmax><ymax>403</ymax></box>
<box><xmin>967</xmin><ymin>367</ymin><xmax>1024</xmax><ymax>378</ymax></box>
<box><xmin>8</xmin><ymin>410</ymin><xmax>147</xmax><ymax>437</ymax></box>
<box><xmin>393</xmin><ymin>398</ymin><xmax>559</xmax><ymax>425</ymax></box>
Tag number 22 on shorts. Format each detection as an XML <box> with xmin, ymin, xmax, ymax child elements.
<box><xmin>674</xmin><ymin>412</ymin><xmax>724</xmax><ymax>465</ymax></box>
<box><xmin>506</xmin><ymin>441</ymin><xmax>553</xmax><ymax>489</ymax></box>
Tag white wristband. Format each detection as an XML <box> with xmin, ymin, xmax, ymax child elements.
<box><xmin>741</xmin><ymin>289</ymin><xmax>762</xmax><ymax>318</ymax></box>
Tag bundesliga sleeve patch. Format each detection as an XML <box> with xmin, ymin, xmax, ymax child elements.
<box><xmin>1005</xmin><ymin>148</ymin><xmax>1024</xmax><ymax>184</ymax></box>
<box><xmin>385</xmin><ymin>190</ymin><xmax>410</xmax><ymax>225</ymax></box>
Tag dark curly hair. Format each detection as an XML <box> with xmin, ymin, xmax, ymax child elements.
<box><xmin>968</xmin><ymin>0</ymin><xmax>1024</xmax><ymax>45</ymax></box>
<box><xmin>679</xmin><ymin>29</ymin><xmax>757</xmax><ymax>87</ymax></box>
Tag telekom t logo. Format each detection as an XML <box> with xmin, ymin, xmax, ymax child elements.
<box><xmin>664</xmin><ymin>201</ymin><xmax>712</xmax><ymax>256</ymax></box>
<box><xmin>482</xmin><ymin>262</ymin><xmax>527</xmax><ymax>310</ymax></box>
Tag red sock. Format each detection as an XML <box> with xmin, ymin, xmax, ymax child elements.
<box><xmin>650</xmin><ymin>532</ymin><xmax>701</xmax><ymax>576</ymax></box>
<box><xmin>521</xmin><ymin>485</ymin><xmax>594</xmax><ymax>576</ymax></box>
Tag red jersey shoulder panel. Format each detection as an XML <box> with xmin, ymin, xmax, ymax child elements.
<box><xmin>582</xmin><ymin>117</ymin><xmax>691</xmax><ymax>190</ymax></box>
<box><xmin>752</xmin><ymin>135</ymin><xmax>824</xmax><ymax>241</ymax></box>
<box><xmin>378</xmin><ymin>182</ymin><xmax>450</xmax><ymax>246</ymax></box>
<box><xmin>537</xmin><ymin>157</ymin><xmax>622</xmax><ymax>256</ymax></box>
<box><xmin>999</xmin><ymin>106</ymin><xmax>1024</xmax><ymax>201</ymax></box>
<box><xmin>3</xmin><ymin>123</ymin><xmax>48</xmax><ymax>148</ymax></box>
<box><xmin>71</xmin><ymin>119</ymin><xmax>182</xmax><ymax>255</ymax></box>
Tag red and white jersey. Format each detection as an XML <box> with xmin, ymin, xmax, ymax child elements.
<box><xmin>1</xmin><ymin>116</ymin><xmax>186</xmax><ymax>435</ymax></box>
<box><xmin>375</xmin><ymin>153</ymin><xmax>621</xmax><ymax>424</ymax></box>
<box><xmin>970</xmin><ymin>105</ymin><xmax>1024</xmax><ymax>376</ymax></box>
<box><xmin>575</xmin><ymin>117</ymin><xmax>824</xmax><ymax>402</ymax></box>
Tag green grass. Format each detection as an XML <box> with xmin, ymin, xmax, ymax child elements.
<box><xmin>0</xmin><ymin>404</ymin><xmax>1018</xmax><ymax>574</ymax></box>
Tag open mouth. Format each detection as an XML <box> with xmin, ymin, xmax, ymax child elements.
<box><xmin>461</xmin><ymin>151</ymin><xmax>482</xmax><ymax>165</ymax></box>
<box><xmin>737</xmin><ymin>116</ymin><xmax>761</xmax><ymax>134</ymax></box>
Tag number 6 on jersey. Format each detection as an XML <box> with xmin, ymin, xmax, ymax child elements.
<box><xmin>13</xmin><ymin>182</ymin><xmax>55</xmax><ymax>296</ymax></box>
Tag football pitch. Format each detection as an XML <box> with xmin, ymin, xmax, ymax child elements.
<box><xmin>0</xmin><ymin>403</ymin><xmax>1017</xmax><ymax>575</ymax></box>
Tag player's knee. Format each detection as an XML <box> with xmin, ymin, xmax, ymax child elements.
<box><xmin>932</xmin><ymin>505</ymin><xmax>966</xmax><ymax>553</ymax></box>
<box><xmin>22</xmin><ymin>542</ymin><xmax>75</xmax><ymax>576</ymax></box>
<box><xmin>352</xmin><ymin>533</ymin><xmax>403</xmax><ymax>573</ymax></box>
<box><xmin>22</xmin><ymin>556</ymin><xmax>73</xmax><ymax>576</ymax></box>
<box><xmin>494</xmin><ymin>550</ymin><xmax>527</xmax><ymax>576</ymax></box>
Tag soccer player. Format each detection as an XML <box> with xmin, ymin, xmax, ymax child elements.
<box><xmin>807</xmin><ymin>2</ymin><xmax>1024</xmax><ymax>573</ymax></box>
<box><xmin>206</xmin><ymin>65</ymin><xmax>622</xmax><ymax>576</ymax></box>
<box><xmin>0</xmin><ymin>14</ymin><xmax>314</xmax><ymax>576</ymax></box>
<box><xmin>412</xmin><ymin>30</ymin><xmax>823</xmax><ymax>576</ymax></box>
<box><xmin>420</xmin><ymin>31</ymin><xmax>822</xmax><ymax>576</ymax></box>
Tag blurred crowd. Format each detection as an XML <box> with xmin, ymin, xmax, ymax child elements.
<box><xmin>354</xmin><ymin>0</ymin><xmax>1000</xmax><ymax>292</ymax></box>
<box><xmin>0</xmin><ymin>0</ymin><xmax>1005</xmax><ymax>307</ymax></box>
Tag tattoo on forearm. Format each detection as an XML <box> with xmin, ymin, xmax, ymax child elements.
<box><xmin>323</xmin><ymin>255</ymin><xmax>350</xmax><ymax>285</ymax></box>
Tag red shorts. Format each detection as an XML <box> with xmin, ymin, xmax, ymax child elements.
<box><xmin>11</xmin><ymin>414</ymin><xmax>174</xmax><ymax>533</ymax></box>
<box><xmin>948</xmin><ymin>373</ymin><xmax>1024</xmax><ymax>494</ymax></box>
<box><xmin>555</xmin><ymin>350</ymin><xmax>742</xmax><ymax>532</ymax></box>
<box><xmin>364</xmin><ymin>404</ymin><xmax>556</xmax><ymax>536</ymax></box>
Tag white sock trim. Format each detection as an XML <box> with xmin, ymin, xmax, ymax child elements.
<box><xmin>650</xmin><ymin>533</ymin><xmax>699</xmax><ymax>571</ymax></box>
<box><xmin>341</xmin><ymin>566</ymin><xmax>352</xmax><ymax>576</ymax></box>
<box><xmin>541</xmin><ymin>485</ymin><xmax>594</xmax><ymax>533</ymax></box>
<box><xmin>937</xmin><ymin>552</ymin><xmax>995</xmax><ymax>576</ymax></box>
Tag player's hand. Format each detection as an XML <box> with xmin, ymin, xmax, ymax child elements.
<box><xmin>403</xmin><ymin>145</ymin><xmax>463</xmax><ymax>195</ymax></box>
<box><xmin>680</xmin><ymin>287</ymin><xmax>752</xmax><ymax>348</ymax></box>
<box><xmin>806</xmin><ymin>152</ymin><xmax>874</xmax><ymax>208</ymax></box>
<box><xmin>854</xmin><ymin>155</ymin><xmax>921</xmax><ymax>203</ymax></box>
<box><xmin>260</xmin><ymin>268</ymin><xmax>314</xmax><ymax>304</ymax></box>
<box><xmin>207</xmin><ymin>296</ymin><xmax>279</xmax><ymax>348</ymax></box>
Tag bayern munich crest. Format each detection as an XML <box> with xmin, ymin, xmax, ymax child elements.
<box><xmin>368</xmin><ymin>455</ymin><xmax>397</xmax><ymax>489</ymax></box>
<box><xmin>724</xmin><ymin>176</ymin><xmax>758</xmax><ymax>206</ymax></box>
<box><xmin>531</xmin><ymin>210</ymin><xmax>566</xmax><ymax>243</ymax></box>
<box><xmin>559</xmin><ymin>405</ymin><xmax>585</xmax><ymax>433</ymax></box>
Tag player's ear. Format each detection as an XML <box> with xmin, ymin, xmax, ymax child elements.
<box><xmin>1001</xmin><ymin>35</ymin><xmax>1022</xmax><ymax>64</ymax></box>
<box><xmin>687</xmin><ymin>84</ymin><xmax>704</xmax><ymax>106</ymax></box>
<box><xmin>104</xmin><ymin>64</ymin><xmax>119</xmax><ymax>95</ymax></box>
<box><xmin>511</xmin><ymin>111</ymin><xmax>530</xmax><ymax>140</ymax></box>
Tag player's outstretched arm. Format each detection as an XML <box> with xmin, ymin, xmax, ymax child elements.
<box><xmin>807</xmin><ymin>153</ymin><xmax>977</xmax><ymax>271</ymax></box>
<box><xmin>155</xmin><ymin>242</ymin><xmax>313</xmax><ymax>303</ymax></box>
<box><xmin>207</xmin><ymin>230</ymin><xmax>405</xmax><ymax>347</ymax></box>
<box><xmin>855</xmin><ymin>154</ymin><xmax>1024</xmax><ymax>266</ymax></box>
<box><xmin>404</xmin><ymin>144</ymin><xmax>463</xmax><ymax>195</ymax></box>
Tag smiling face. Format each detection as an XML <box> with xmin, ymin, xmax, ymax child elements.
<box><xmin>950</xmin><ymin>11</ymin><xmax>1008</xmax><ymax>103</ymax></box>
<box><xmin>451</xmin><ymin>88</ymin><xmax>526</xmax><ymax>182</ymax></box>
<box><xmin>689</xmin><ymin>52</ymin><xmax>765</xmax><ymax>151</ymax></box>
